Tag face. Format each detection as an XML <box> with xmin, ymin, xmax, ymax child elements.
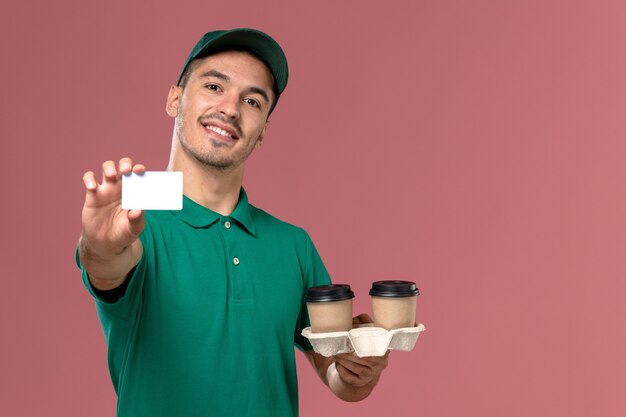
<box><xmin>166</xmin><ymin>50</ymin><xmax>275</xmax><ymax>171</ymax></box>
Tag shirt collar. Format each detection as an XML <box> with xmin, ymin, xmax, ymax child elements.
<box><xmin>171</xmin><ymin>188</ymin><xmax>256</xmax><ymax>235</ymax></box>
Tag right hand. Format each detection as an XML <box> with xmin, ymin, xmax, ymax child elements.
<box><xmin>79</xmin><ymin>158</ymin><xmax>146</xmax><ymax>286</ymax></box>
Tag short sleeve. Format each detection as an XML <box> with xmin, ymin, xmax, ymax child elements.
<box><xmin>294</xmin><ymin>229</ymin><xmax>332</xmax><ymax>351</ymax></box>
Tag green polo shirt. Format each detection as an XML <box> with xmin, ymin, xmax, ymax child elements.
<box><xmin>77</xmin><ymin>189</ymin><xmax>331</xmax><ymax>417</ymax></box>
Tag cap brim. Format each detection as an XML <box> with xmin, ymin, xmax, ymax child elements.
<box><xmin>177</xmin><ymin>28</ymin><xmax>288</xmax><ymax>96</ymax></box>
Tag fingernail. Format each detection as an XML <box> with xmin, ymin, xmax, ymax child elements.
<box><xmin>105</xmin><ymin>167</ymin><xmax>116</xmax><ymax>176</ymax></box>
<box><xmin>87</xmin><ymin>180</ymin><xmax>95</xmax><ymax>189</ymax></box>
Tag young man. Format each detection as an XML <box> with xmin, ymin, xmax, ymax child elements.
<box><xmin>78</xmin><ymin>28</ymin><xmax>388</xmax><ymax>417</ymax></box>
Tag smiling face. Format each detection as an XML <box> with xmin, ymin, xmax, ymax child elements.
<box><xmin>166</xmin><ymin>50</ymin><xmax>276</xmax><ymax>171</ymax></box>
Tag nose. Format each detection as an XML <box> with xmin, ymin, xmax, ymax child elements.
<box><xmin>216</xmin><ymin>92</ymin><xmax>241</xmax><ymax>119</ymax></box>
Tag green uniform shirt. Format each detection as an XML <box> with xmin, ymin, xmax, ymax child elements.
<box><xmin>78</xmin><ymin>189</ymin><xmax>331</xmax><ymax>417</ymax></box>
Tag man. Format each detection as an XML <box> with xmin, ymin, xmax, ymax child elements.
<box><xmin>77</xmin><ymin>28</ymin><xmax>388</xmax><ymax>416</ymax></box>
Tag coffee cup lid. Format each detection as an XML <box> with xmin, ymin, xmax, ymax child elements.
<box><xmin>369</xmin><ymin>280</ymin><xmax>419</xmax><ymax>297</ymax></box>
<box><xmin>305</xmin><ymin>284</ymin><xmax>355</xmax><ymax>302</ymax></box>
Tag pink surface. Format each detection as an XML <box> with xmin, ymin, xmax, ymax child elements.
<box><xmin>2</xmin><ymin>1</ymin><xmax>626</xmax><ymax>416</ymax></box>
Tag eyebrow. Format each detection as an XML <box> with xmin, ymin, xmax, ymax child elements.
<box><xmin>200</xmin><ymin>70</ymin><xmax>230</xmax><ymax>82</ymax></box>
<box><xmin>199</xmin><ymin>70</ymin><xmax>271</xmax><ymax>104</ymax></box>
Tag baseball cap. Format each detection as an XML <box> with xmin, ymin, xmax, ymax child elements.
<box><xmin>177</xmin><ymin>28</ymin><xmax>289</xmax><ymax>106</ymax></box>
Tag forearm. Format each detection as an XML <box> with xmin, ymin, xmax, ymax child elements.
<box><xmin>78</xmin><ymin>234</ymin><xmax>143</xmax><ymax>290</ymax></box>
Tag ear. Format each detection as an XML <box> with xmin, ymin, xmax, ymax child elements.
<box><xmin>166</xmin><ymin>85</ymin><xmax>182</xmax><ymax>118</ymax></box>
<box><xmin>254</xmin><ymin>121</ymin><xmax>269</xmax><ymax>149</ymax></box>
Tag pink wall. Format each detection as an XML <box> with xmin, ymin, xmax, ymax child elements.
<box><xmin>2</xmin><ymin>1</ymin><xmax>625</xmax><ymax>416</ymax></box>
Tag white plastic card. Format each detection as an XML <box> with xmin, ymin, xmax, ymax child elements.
<box><xmin>122</xmin><ymin>171</ymin><xmax>183</xmax><ymax>210</ymax></box>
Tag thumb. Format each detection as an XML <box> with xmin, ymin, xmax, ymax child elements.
<box><xmin>352</xmin><ymin>313</ymin><xmax>373</xmax><ymax>325</ymax></box>
<box><xmin>127</xmin><ymin>209</ymin><xmax>145</xmax><ymax>236</ymax></box>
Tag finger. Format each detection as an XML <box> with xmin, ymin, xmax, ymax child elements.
<box><xmin>335</xmin><ymin>352</ymin><xmax>369</xmax><ymax>364</ymax></box>
<box><xmin>335</xmin><ymin>353</ymin><xmax>371</xmax><ymax>366</ymax></box>
<box><xmin>335</xmin><ymin>362</ymin><xmax>366</xmax><ymax>387</ymax></box>
<box><xmin>132</xmin><ymin>164</ymin><xmax>146</xmax><ymax>174</ymax></box>
<box><xmin>119</xmin><ymin>157</ymin><xmax>133</xmax><ymax>175</ymax></box>
<box><xmin>102</xmin><ymin>160</ymin><xmax>118</xmax><ymax>183</ymax></box>
<box><xmin>334</xmin><ymin>362</ymin><xmax>356</xmax><ymax>379</ymax></box>
<box><xmin>128</xmin><ymin>209</ymin><xmax>144</xmax><ymax>220</ymax></box>
<box><xmin>334</xmin><ymin>356</ymin><xmax>371</xmax><ymax>377</ymax></box>
<box><xmin>352</xmin><ymin>313</ymin><xmax>373</xmax><ymax>325</ymax></box>
<box><xmin>361</xmin><ymin>354</ymin><xmax>388</xmax><ymax>371</ymax></box>
<box><xmin>356</xmin><ymin>352</ymin><xmax>389</xmax><ymax>368</ymax></box>
<box><xmin>82</xmin><ymin>171</ymin><xmax>98</xmax><ymax>191</ymax></box>
<box><xmin>336</xmin><ymin>352</ymin><xmax>388</xmax><ymax>369</ymax></box>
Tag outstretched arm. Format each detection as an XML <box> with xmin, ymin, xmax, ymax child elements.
<box><xmin>78</xmin><ymin>157</ymin><xmax>146</xmax><ymax>291</ymax></box>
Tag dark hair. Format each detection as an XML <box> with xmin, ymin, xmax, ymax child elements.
<box><xmin>178</xmin><ymin>48</ymin><xmax>279</xmax><ymax>113</ymax></box>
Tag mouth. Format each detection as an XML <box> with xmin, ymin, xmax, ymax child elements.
<box><xmin>201</xmin><ymin>121</ymin><xmax>239</xmax><ymax>141</ymax></box>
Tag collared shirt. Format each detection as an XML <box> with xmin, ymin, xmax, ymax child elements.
<box><xmin>78</xmin><ymin>189</ymin><xmax>331</xmax><ymax>417</ymax></box>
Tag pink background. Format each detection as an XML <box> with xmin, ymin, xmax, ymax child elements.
<box><xmin>2</xmin><ymin>1</ymin><xmax>625</xmax><ymax>416</ymax></box>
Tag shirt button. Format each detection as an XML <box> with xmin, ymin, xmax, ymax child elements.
<box><xmin>224</xmin><ymin>221</ymin><xmax>231</xmax><ymax>229</ymax></box>
<box><xmin>233</xmin><ymin>257</ymin><xmax>240</xmax><ymax>265</ymax></box>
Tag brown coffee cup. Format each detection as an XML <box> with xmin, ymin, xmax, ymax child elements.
<box><xmin>369</xmin><ymin>280</ymin><xmax>419</xmax><ymax>330</ymax></box>
<box><xmin>306</xmin><ymin>284</ymin><xmax>355</xmax><ymax>333</ymax></box>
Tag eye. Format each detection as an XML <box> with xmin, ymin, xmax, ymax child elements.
<box><xmin>244</xmin><ymin>98</ymin><xmax>260</xmax><ymax>108</ymax></box>
<box><xmin>205</xmin><ymin>83</ymin><xmax>221</xmax><ymax>92</ymax></box>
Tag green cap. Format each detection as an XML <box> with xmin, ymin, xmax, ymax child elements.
<box><xmin>177</xmin><ymin>28</ymin><xmax>289</xmax><ymax>105</ymax></box>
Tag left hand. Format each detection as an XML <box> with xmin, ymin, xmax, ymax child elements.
<box><xmin>333</xmin><ymin>314</ymin><xmax>389</xmax><ymax>388</ymax></box>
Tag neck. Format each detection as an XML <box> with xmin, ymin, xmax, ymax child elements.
<box><xmin>167</xmin><ymin>142</ymin><xmax>245</xmax><ymax>216</ymax></box>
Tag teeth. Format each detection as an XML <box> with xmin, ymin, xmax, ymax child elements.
<box><xmin>207</xmin><ymin>125</ymin><xmax>232</xmax><ymax>138</ymax></box>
